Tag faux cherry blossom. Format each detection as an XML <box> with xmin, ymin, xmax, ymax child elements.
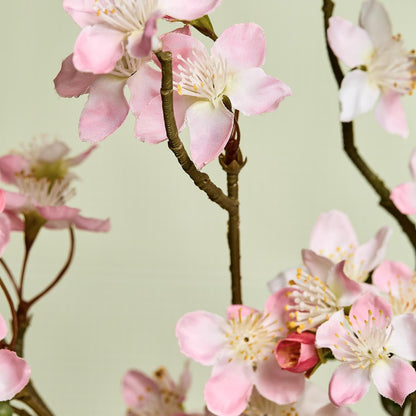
<box><xmin>175</xmin><ymin>291</ymin><xmax>305</xmax><ymax>416</ymax></box>
<box><xmin>316</xmin><ymin>292</ymin><xmax>416</xmax><ymax>406</ymax></box>
<box><xmin>390</xmin><ymin>148</ymin><xmax>416</xmax><ymax>215</ymax></box>
<box><xmin>241</xmin><ymin>384</ymin><xmax>356</xmax><ymax>416</ymax></box>
<box><xmin>327</xmin><ymin>0</ymin><xmax>415</xmax><ymax>137</ymax></box>
<box><xmin>134</xmin><ymin>23</ymin><xmax>291</xmax><ymax>168</ymax></box>
<box><xmin>63</xmin><ymin>0</ymin><xmax>222</xmax><ymax>74</ymax></box>
<box><xmin>0</xmin><ymin>313</ymin><xmax>30</xmax><ymax>400</ymax></box>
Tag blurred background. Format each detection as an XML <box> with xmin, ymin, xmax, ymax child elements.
<box><xmin>1</xmin><ymin>0</ymin><xmax>416</xmax><ymax>414</ymax></box>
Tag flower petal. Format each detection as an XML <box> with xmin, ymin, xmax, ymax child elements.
<box><xmin>0</xmin><ymin>350</ymin><xmax>30</xmax><ymax>401</ymax></box>
<box><xmin>359</xmin><ymin>0</ymin><xmax>393</xmax><ymax>48</ymax></box>
<box><xmin>204</xmin><ymin>360</ymin><xmax>253</xmax><ymax>416</ymax></box>
<box><xmin>267</xmin><ymin>267</ymin><xmax>298</xmax><ymax>293</ymax></box>
<box><xmin>227</xmin><ymin>68</ymin><xmax>291</xmax><ymax>116</ymax></box>
<box><xmin>350</xmin><ymin>292</ymin><xmax>392</xmax><ymax>326</ymax></box>
<box><xmin>254</xmin><ymin>357</ymin><xmax>305</xmax><ymax>404</ymax></box>
<box><xmin>0</xmin><ymin>155</ymin><xmax>29</xmax><ymax>184</ymax></box>
<box><xmin>339</xmin><ymin>70</ymin><xmax>380</xmax><ymax>121</ymax></box>
<box><xmin>162</xmin><ymin>0</ymin><xmax>222</xmax><ymax>21</ymax></box>
<box><xmin>176</xmin><ymin>311</ymin><xmax>227</xmax><ymax>365</ymax></box>
<box><xmin>72</xmin><ymin>215</ymin><xmax>110</xmax><ymax>232</ymax></box>
<box><xmin>388</xmin><ymin>314</ymin><xmax>416</xmax><ymax>361</ymax></box>
<box><xmin>327</xmin><ymin>17</ymin><xmax>374</xmax><ymax>68</ymax></box>
<box><xmin>372</xmin><ymin>260</ymin><xmax>412</xmax><ymax>296</ymax></box>
<box><xmin>73</xmin><ymin>25</ymin><xmax>124</xmax><ymax>74</ymax></box>
<box><xmin>63</xmin><ymin>0</ymin><xmax>98</xmax><ymax>27</ymax></box>
<box><xmin>263</xmin><ymin>288</ymin><xmax>292</xmax><ymax>335</ymax></box>
<box><xmin>122</xmin><ymin>369</ymin><xmax>159</xmax><ymax>408</ymax></box>
<box><xmin>79</xmin><ymin>76</ymin><xmax>129</xmax><ymax>143</ymax></box>
<box><xmin>327</xmin><ymin>262</ymin><xmax>362</xmax><ymax>307</ymax></box>
<box><xmin>54</xmin><ymin>54</ymin><xmax>98</xmax><ymax>98</ymax></box>
<box><xmin>37</xmin><ymin>206</ymin><xmax>80</xmax><ymax>222</ymax></box>
<box><xmin>409</xmin><ymin>149</ymin><xmax>416</xmax><ymax>181</ymax></box>
<box><xmin>315</xmin><ymin>403</ymin><xmax>357</xmax><ymax>416</ymax></box>
<box><xmin>329</xmin><ymin>364</ymin><xmax>370</xmax><ymax>406</ymax></box>
<box><xmin>302</xmin><ymin>249</ymin><xmax>334</xmax><ymax>280</ymax></box>
<box><xmin>371</xmin><ymin>357</ymin><xmax>416</xmax><ymax>405</ymax></box>
<box><xmin>187</xmin><ymin>101</ymin><xmax>234</xmax><ymax>169</ymax></box>
<box><xmin>0</xmin><ymin>214</ymin><xmax>11</xmax><ymax>257</ymax></box>
<box><xmin>226</xmin><ymin>305</ymin><xmax>258</xmax><ymax>321</ymax></box>
<box><xmin>66</xmin><ymin>145</ymin><xmax>97</xmax><ymax>167</ymax></box>
<box><xmin>375</xmin><ymin>91</ymin><xmax>408</xmax><ymax>138</ymax></box>
<box><xmin>391</xmin><ymin>182</ymin><xmax>416</xmax><ymax>215</ymax></box>
<box><xmin>212</xmin><ymin>23</ymin><xmax>266</xmax><ymax>71</ymax></box>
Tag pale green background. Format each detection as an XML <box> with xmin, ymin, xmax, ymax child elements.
<box><xmin>1</xmin><ymin>0</ymin><xmax>416</xmax><ymax>415</ymax></box>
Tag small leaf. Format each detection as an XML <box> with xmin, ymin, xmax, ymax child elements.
<box><xmin>380</xmin><ymin>394</ymin><xmax>406</xmax><ymax>416</ymax></box>
<box><xmin>188</xmin><ymin>15</ymin><xmax>217</xmax><ymax>41</ymax></box>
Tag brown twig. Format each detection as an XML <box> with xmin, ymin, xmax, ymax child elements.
<box><xmin>0</xmin><ymin>259</ymin><xmax>19</xmax><ymax>295</ymax></box>
<box><xmin>0</xmin><ymin>277</ymin><xmax>18</xmax><ymax>348</ymax></box>
<box><xmin>11</xmin><ymin>405</ymin><xmax>32</xmax><ymax>416</ymax></box>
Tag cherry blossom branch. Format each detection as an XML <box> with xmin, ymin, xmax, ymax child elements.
<box><xmin>14</xmin><ymin>381</ymin><xmax>54</xmax><ymax>416</ymax></box>
<box><xmin>0</xmin><ymin>258</ymin><xmax>19</xmax><ymax>295</ymax></box>
<box><xmin>0</xmin><ymin>276</ymin><xmax>18</xmax><ymax>349</ymax></box>
<box><xmin>26</xmin><ymin>227</ymin><xmax>75</xmax><ymax>309</ymax></box>
<box><xmin>322</xmin><ymin>0</ymin><xmax>416</xmax><ymax>263</ymax></box>
<box><xmin>11</xmin><ymin>405</ymin><xmax>32</xmax><ymax>416</ymax></box>
<box><xmin>18</xmin><ymin>250</ymin><xmax>31</xmax><ymax>300</ymax></box>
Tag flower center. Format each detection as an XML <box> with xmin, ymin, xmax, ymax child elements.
<box><xmin>225</xmin><ymin>309</ymin><xmax>283</xmax><ymax>364</ymax></box>
<box><xmin>333</xmin><ymin>310</ymin><xmax>392</xmax><ymax>369</ymax></box>
<box><xmin>173</xmin><ymin>49</ymin><xmax>228</xmax><ymax>104</ymax></box>
<box><xmin>243</xmin><ymin>392</ymin><xmax>299</xmax><ymax>416</ymax></box>
<box><xmin>111</xmin><ymin>53</ymin><xmax>142</xmax><ymax>78</ymax></box>
<box><xmin>286</xmin><ymin>269</ymin><xmax>338</xmax><ymax>332</ymax></box>
<box><xmin>388</xmin><ymin>275</ymin><xmax>416</xmax><ymax>315</ymax></box>
<box><xmin>93</xmin><ymin>0</ymin><xmax>158</xmax><ymax>33</ymax></box>
<box><xmin>366</xmin><ymin>34</ymin><xmax>416</xmax><ymax>95</ymax></box>
<box><xmin>317</xmin><ymin>244</ymin><xmax>355</xmax><ymax>264</ymax></box>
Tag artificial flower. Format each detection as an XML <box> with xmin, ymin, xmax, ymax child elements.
<box><xmin>316</xmin><ymin>292</ymin><xmax>416</xmax><ymax>406</ymax></box>
<box><xmin>175</xmin><ymin>291</ymin><xmax>305</xmax><ymax>416</ymax></box>
<box><xmin>63</xmin><ymin>0</ymin><xmax>222</xmax><ymax>74</ymax></box>
<box><xmin>327</xmin><ymin>0</ymin><xmax>415</xmax><ymax>137</ymax></box>
<box><xmin>134</xmin><ymin>23</ymin><xmax>291</xmax><ymax>168</ymax></box>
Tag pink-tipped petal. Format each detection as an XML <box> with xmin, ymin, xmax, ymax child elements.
<box><xmin>388</xmin><ymin>314</ymin><xmax>416</xmax><ymax>361</ymax></box>
<box><xmin>327</xmin><ymin>262</ymin><xmax>362</xmax><ymax>307</ymax></box>
<box><xmin>187</xmin><ymin>101</ymin><xmax>234</xmax><ymax>169</ymax></box>
<box><xmin>372</xmin><ymin>260</ymin><xmax>412</xmax><ymax>296</ymax></box>
<box><xmin>72</xmin><ymin>215</ymin><xmax>110</xmax><ymax>232</ymax></box>
<box><xmin>212</xmin><ymin>23</ymin><xmax>266</xmax><ymax>71</ymax></box>
<box><xmin>254</xmin><ymin>357</ymin><xmax>305</xmax><ymax>404</ymax></box>
<box><xmin>350</xmin><ymin>292</ymin><xmax>392</xmax><ymax>326</ymax></box>
<box><xmin>302</xmin><ymin>249</ymin><xmax>334</xmax><ymax>280</ymax></box>
<box><xmin>161</xmin><ymin>0</ymin><xmax>222</xmax><ymax>21</ymax></box>
<box><xmin>205</xmin><ymin>360</ymin><xmax>253</xmax><ymax>416</ymax></box>
<box><xmin>391</xmin><ymin>182</ymin><xmax>416</xmax><ymax>214</ymax></box>
<box><xmin>4</xmin><ymin>191</ymin><xmax>28</xmax><ymax>211</ymax></box>
<box><xmin>79</xmin><ymin>76</ymin><xmax>129</xmax><ymax>143</ymax></box>
<box><xmin>263</xmin><ymin>288</ymin><xmax>293</xmax><ymax>335</ymax></box>
<box><xmin>0</xmin><ymin>350</ymin><xmax>30</xmax><ymax>401</ymax></box>
<box><xmin>227</xmin><ymin>68</ymin><xmax>291</xmax><ymax>116</ymax></box>
<box><xmin>226</xmin><ymin>305</ymin><xmax>258</xmax><ymax>321</ymax></box>
<box><xmin>54</xmin><ymin>54</ymin><xmax>98</xmax><ymax>98</ymax></box>
<box><xmin>37</xmin><ymin>206</ymin><xmax>80</xmax><ymax>222</ymax></box>
<box><xmin>176</xmin><ymin>311</ymin><xmax>227</xmax><ymax>365</ymax></box>
<box><xmin>339</xmin><ymin>70</ymin><xmax>380</xmax><ymax>121</ymax></box>
<box><xmin>63</xmin><ymin>0</ymin><xmax>98</xmax><ymax>27</ymax></box>
<box><xmin>375</xmin><ymin>91</ymin><xmax>408</xmax><ymax>138</ymax></box>
<box><xmin>310</xmin><ymin>210</ymin><xmax>358</xmax><ymax>255</ymax></box>
<box><xmin>66</xmin><ymin>145</ymin><xmax>97</xmax><ymax>166</ymax></box>
<box><xmin>73</xmin><ymin>25</ymin><xmax>124</xmax><ymax>74</ymax></box>
<box><xmin>359</xmin><ymin>0</ymin><xmax>393</xmax><ymax>48</ymax></box>
<box><xmin>327</xmin><ymin>17</ymin><xmax>374</xmax><ymax>68</ymax></box>
<box><xmin>329</xmin><ymin>364</ymin><xmax>370</xmax><ymax>406</ymax></box>
<box><xmin>122</xmin><ymin>369</ymin><xmax>159</xmax><ymax>408</ymax></box>
<box><xmin>0</xmin><ymin>155</ymin><xmax>30</xmax><ymax>184</ymax></box>
<box><xmin>371</xmin><ymin>357</ymin><xmax>416</xmax><ymax>406</ymax></box>
<box><xmin>0</xmin><ymin>215</ymin><xmax>11</xmax><ymax>257</ymax></box>
<box><xmin>178</xmin><ymin>361</ymin><xmax>191</xmax><ymax>398</ymax></box>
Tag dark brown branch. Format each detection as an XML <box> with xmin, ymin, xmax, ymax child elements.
<box><xmin>11</xmin><ymin>405</ymin><xmax>32</xmax><ymax>416</ymax></box>
<box><xmin>0</xmin><ymin>277</ymin><xmax>18</xmax><ymax>348</ymax></box>
<box><xmin>0</xmin><ymin>259</ymin><xmax>18</xmax><ymax>295</ymax></box>
<box><xmin>14</xmin><ymin>381</ymin><xmax>54</xmax><ymax>416</ymax></box>
<box><xmin>322</xmin><ymin>0</ymin><xmax>416</xmax><ymax>262</ymax></box>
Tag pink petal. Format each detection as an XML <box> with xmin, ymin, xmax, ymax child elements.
<box><xmin>349</xmin><ymin>292</ymin><xmax>392</xmax><ymax>326</ymax></box>
<box><xmin>372</xmin><ymin>260</ymin><xmax>412</xmax><ymax>296</ymax></box>
<box><xmin>161</xmin><ymin>0</ymin><xmax>222</xmax><ymax>21</ymax></box>
<box><xmin>295</xmin><ymin>382</ymin><xmax>330</xmax><ymax>415</ymax></box>
<box><xmin>205</xmin><ymin>360</ymin><xmax>253</xmax><ymax>416</ymax></box>
<box><xmin>0</xmin><ymin>314</ymin><xmax>7</xmax><ymax>341</ymax></box>
<box><xmin>0</xmin><ymin>190</ymin><xmax>4</xmax><ymax>213</ymax></box>
<box><xmin>227</xmin><ymin>68</ymin><xmax>291</xmax><ymax>116</ymax></box>
<box><xmin>388</xmin><ymin>314</ymin><xmax>416</xmax><ymax>361</ymax></box>
<box><xmin>178</xmin><ymin>361</ymin><xmax>191</xmax><ymax>398</ymax></box>
<box><xmin>267</xmin><ymin>268</ymin><xmax>298</xmax><ymax>293</ymax></box>
<box><xmin>0</xmin><ymin>215</ymin><xmax>11</xmax><ymax>257</ymax></box>
<box><xmin>66</xmin><ymin>145</ymin><xmax>97</xmax><ymax>167</ymax></box>
<box><xmin>371</xmin><ymin>357</ymin><xmax>416</xmax><ymax>405</ymax></box>
<box><xmin>73</xmin><ymin>25</ymin><xmax>124</xmax><ymax>74</ymax></box>
<box><xmin>4</xmin><ymin>192</ymin><xmax>28</xmax><ymax>211</ymax></box>
<box><xmin>315</xmin><ymin>403</ymin><xmax>357</xmax><ymax>416</ymax></box>
<box><xmin>339</xmin><ymin>70</ymin><xmax>380</xmax><ymax>121</ymax></box>
<box><xmin>0</xmin><ymin>155</ymin><xmax>30</xmax><ymax>184</ymax></box>
<box><xmin>375</xmin><ymin>91</ymin><xmax>408</xmax><ymax>138</ymax></box>
<box><xmin>63</xmin><ymin>0</ymin><xmax>98</xmax><ymax>27</ymax></box>
<box><xmin>329</xmin><ymin>363</ymin><xmax>370</xmax><ymax>406</ymax></box>
<box><xmin>327</xmin><ymin>17</ymin><xmax>374</xmax><ymax>68</ymax></box>
<box><xmin>187</xmin><ymin>101</ymin><xmax>234</xmax><ymax>169</ymax></box>
<box><xmin>212</xmin><ymin>23</ymin><xmax>266</xmax><ymax>71</ymax></box>
<box><xmin>409</xmin><ymin>148</ymin><xmax>416</xmax><ymax>181</ymax></box>
<box><xmin>391</xmin><ymin>182</ymin><xmax>416</xmax><ymax>214</ymax></box>
<box><xmin>122</xmin><ymin>369</ymin><xmax>159</xmax><ymax>408</ymax></box>
<box><xmin>175</xmin><ymin>311</ymin><xmax>227</xmax><ymax>365</ymax></box>
<box><xmin>0</xmin><ymin>350</ymin><xmax>30</xmax><ymax>400</ymax></box>
<box><xmin>302</xmin><ymin>249</ymin><xmax>334</xmax><ymax>280</ymax></box>
<box><xmin>327</xmin><ymin>262</ymin><xmax>362</xmax><ymax>307</ymax></box>
<box><xmin>226</xmin><ymin>305</ymin><xmax>258</xmax><ymax>321</ymax></box>
<box><xmin>310</xmin><ymin>210</ymin><xmax>358</xmax><ymax>256</ymax></box>
<box><xmin>359</xmin><ymin>0</ymin><xmax>393</xmax><ymax>48</ymax></box>
<box><xmin>72</xmin><ymin>215</ymin><xmax>110</xmax><ymax>232</ymax></box>
<box><xmin>4</xmin><ymin>212</ymin><xmax>24</xmax><ymax>232</ymax></box>
<box><xmin>54</xmin><ymin>54</ymin><xmax>98</xmax><ymax>98</ymax></box>
<box><xmin>263</xmin><ymin>288</ymin><xmax>293</xmax><ymax>336</ymax></box>
<box><xmin>37</xmin><ymin>205</ymin><xmax>80</xmax><ymax>222</ymax></box>
<box><xmin>79</xmin><ymin>76</ymin><xmax>129</xmax><ymax>143</ymax></box>
<box><xmin>254</xmin><ymin>357</ymin><xmax>305</xmax><ymax>404</ymax></box>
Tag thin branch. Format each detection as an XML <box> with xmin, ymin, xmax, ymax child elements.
<box><xmin>18</xmin><ymin>250</ymin><xmax>30</xmax><ymax>300</ymax></box>
<box><xmin>155</xmin><ymin>51</ymin><xmax>238</xmax><ymax>215</ymax></box>
<box><xmin>27</xmin><ymin>227</ymin><xmax>75</xmax><ymax>309</ymax></box>
<box><xmin>322</xmin><ymin>0</ymin><xmax>416</xmax><ymax>262</ymax></box>
<box><xmin>0</xmin><ymin>258</ymin><xmax>19</xmax><ymax>295</ymax></box>
<box><xmin>11</xmin><ymin>405</ymin><xmax>32</xmax><ymax>416</ymax></box>
<box><xmin>0</xmin><ymin>277</ymin><xmax>18</xmax><ymax>348</ymax></box>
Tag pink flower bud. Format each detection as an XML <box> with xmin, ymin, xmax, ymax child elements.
<box><xmin>274</xmin><ymin>332</ymin><xmax>319</xmax><ymax>373</ymax></box>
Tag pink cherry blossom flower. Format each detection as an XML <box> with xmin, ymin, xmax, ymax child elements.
<box><xmin>316</xmin><ymin>292</ymin><xmax>416</xmax><ymax>406</ymax></box>
<box><xmin>327</xmin><ymin>0</ymin><xmax>416</xmax><ymax>137</ymax></box>
<box><xmin>63</xmin><ymin>0</ymin><xmax>222</xmax><ymax>74</ymax></box>
<box><xmin>241</xmin><ymin>384</ymin><xmax>356</xmax><ymax>416</ymax></box>
<box><xmin>373</xmin><ymin>260</ymin><xmax>416</xmax><ymax>315</ymax></box>
<box><xmin>0</xmin><ymin>313</ymin><xmax>30</xmax><ymax>400</ymax></box>
<box><xmin>274</xmin><ymin>332</ymin><xmax>319</xmax><ymax>374</ymax></box>
<box><xmin>390</xmin><ymin>148</ymin><xmax>416</xmax><ymax>214</ymax></box>
<box><xmin>134</xmin><ymin>23</ymin><xmax>291</xmax><ymax>168</ymax></box>
<box><xmin>175</xmin><ymin>291</ymin><xmax>305</xmax><ymax>416</ymax></box>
